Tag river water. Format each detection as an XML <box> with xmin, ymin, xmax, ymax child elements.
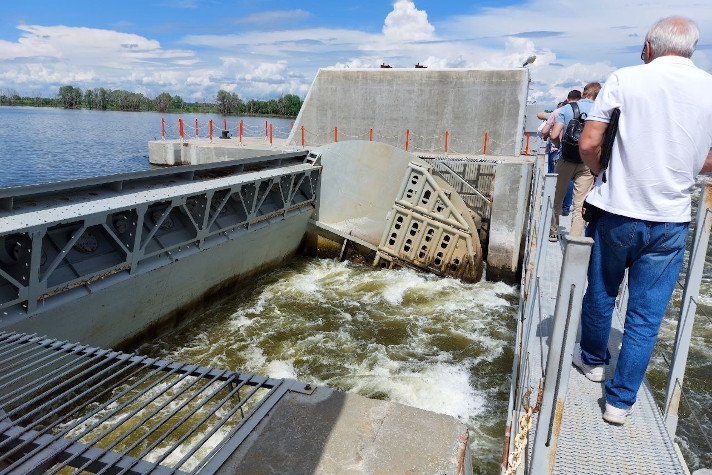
<box><xmin>1</xmin><ymin>106</ymin><xmax>710</xmax><ymax>473</ymax></box>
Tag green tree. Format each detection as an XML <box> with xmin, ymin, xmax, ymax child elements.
<box><xmin>58</xmin><ymin>85</ymin><xmax>83</xmax><ymax>109</ymax></box>
<box><xmin>84</xmin><ymin>89</ymin><xmax>95</xmax><ymax>109</ymax></box>
<box><xmin>155</xmin><ymin>92</ymin><xmax>172</xmax><ymax>113</ymax></box>
<box><xmin>171</xmin><ymin>95</ymin><xmax>184</xmax><ymax>111</ymax></box>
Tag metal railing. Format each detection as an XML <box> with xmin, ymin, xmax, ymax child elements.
<box><xmin>504</xmin><ymin>157</ymin><xmax>712</xmax><ymax>473</ymax></box>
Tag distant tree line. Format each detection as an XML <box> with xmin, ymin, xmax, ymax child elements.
<box><xmin>0</xmin><ymin>86</ymin><xmax>303</xmax><ymax>118</ymax></box>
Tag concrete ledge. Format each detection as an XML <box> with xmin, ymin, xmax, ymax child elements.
<box><xmin>149</xmin><ymin>137</ymin><xmax>294</xmax><ymax>166</ymax></box>
<box><xmin>217</xmin><ymin>386</ymin><xmax>471</xmax><ymax>475</ymax></box>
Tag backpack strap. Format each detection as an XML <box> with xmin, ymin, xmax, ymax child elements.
<box><xmin>570</xmin><ymin>101</ymin><xmax>580</xmax><ymax>120</ymax></box>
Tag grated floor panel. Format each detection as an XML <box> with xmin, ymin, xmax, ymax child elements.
<box><xmin>524</xmin><ymin>216</ymin><xmax>687</xmax><ymax>475</ymax></box>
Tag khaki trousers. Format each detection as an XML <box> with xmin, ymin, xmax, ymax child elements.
<box><xmin>550</xmin><ymin>159</ymin><xmax>595</xmax><ymax>237</ymax></box>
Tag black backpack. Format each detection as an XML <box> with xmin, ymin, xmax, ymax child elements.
<box><xmin>560</xmin><ymin>102</ymin><xmax>586</xmax><ymax>163</ymax></box>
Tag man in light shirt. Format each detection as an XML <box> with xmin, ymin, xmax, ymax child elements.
<box><xmin>575</xmin><ymin>16</ymin><xmax>712</xmax><ymax>425</ymax></box>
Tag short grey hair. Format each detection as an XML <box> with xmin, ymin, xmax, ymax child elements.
<box><xmin>646</xmin><ymin>16</ymin><xmax>699</xmax><ymax>58</ymax></box>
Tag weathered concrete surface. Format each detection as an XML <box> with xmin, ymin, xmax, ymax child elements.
<box><xmin>314</xmin><ymin>140</ymin><xmax>431</xmax><ymax>245</ymax></box>
<box><xmin>287</xmin><ymin>68</ymin><xmax>529</xmax><ymax>156</ymax></box>
<box><xmin>148</xmin><ymin>137</ymin><xmax>292</xmax><ymax>165</ymax></box>
<box><xmin>217</xmin><ymin>386</ymin><xmax>471</xmax><ymax>475</ymax></box>
<box><xmin>486</xmin><ymin>157</ymin><xmax>533</xmax><ymax>283</ymax></box>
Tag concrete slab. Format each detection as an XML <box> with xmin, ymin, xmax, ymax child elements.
<box><xmin>287</xmin><ymin>68</ymin><xmax>529</xmax><ymax>156</ymax></box>
<box><xmin>148</xmin><ymin>137</ymin><xmax>294</xmax><ymax>165</ymax></box>
<box><xmin>217</xmin><ymin>386</ymin><xmax>471</xmax><ymax>475</ymax></box>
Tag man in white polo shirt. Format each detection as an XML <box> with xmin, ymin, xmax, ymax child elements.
<box><xmin>575</xmin><ymin>16</ymin><xmax>712</xmax><ymax>425</ymax></box>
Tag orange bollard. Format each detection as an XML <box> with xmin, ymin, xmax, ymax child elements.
<box><xmin>405</xmin><ymin>129</ymin><xmax>410</xmax><ymax>151</ymax></box>
<box><xmin>224</xmin><ymin>118</ymin><xmax>227</xmax><ymax>131</ymax></box>
<box><xmin>484</xmin><ymin>132</ymin><xmax>489</xmax><ymax>155</ymax></box>
<box><xmin>445</xmin><ymin>131</ymin><xmax>449</xmax><ymax>153</ymax></box>
<box><xmin>239</xmin><ymin>120</ymin><xmax>243</xmax><ymax>143</ymax></box>
<box><xmin>209</xmin><ymin>119</ymin><xmax>213</xmax><ymax>141</ymax></box>
<box><xmin>301</xmin><ymin>125</ymin><xmax>305</xmax><ymax>147</ymax></box>
<box><xmin>525</xmin><ymin>133</ymin><xmax>530</xmax><ymax>155</ymax></box>
<box><xmin>195</xmin><ymin>118</ymin><xmax>199</xmax><ymax>137</ymax></box>
<box><xmin>290</xmin><ymin>121</ymin><xmax>294</xmax><ymax>129</ymax></box>
<box><xmin>269</xmin><ymin>123</ymin><xmax>273</xmax><ymax>145</ymax></box>
<box><xmin>179</xmin><ymin>118</ymin><xmax>184</xmax><ymax>139</ymax></box>
<box><xmin>265</xmin><ymin>120</ymin><xmax>268</xmax><ymax>137</ymax></box>
<box><xmin>369</xmin><ymin>128</ymin><xmax>373</xmax><ymax>141</ymax></box>
<box><xmin>334</xmin><ymin>126</ymin><xmax>338</xmax><ymax>142</ymax></box>
<box><xmin>161</xmin><ymin>118</ymin><xmax>165</xmax><ymax>139</ymax></box>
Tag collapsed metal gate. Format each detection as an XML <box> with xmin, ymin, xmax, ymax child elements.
<box><xmin>0</xmin><ymin>331</ymin><xmax>314</xmax><ymax>474</ymax></box>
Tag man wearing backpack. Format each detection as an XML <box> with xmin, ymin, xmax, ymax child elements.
<box><xmin>548</xmin><ymin>82</ymin><xmax>602</xmax><ymax>241</ymax></box>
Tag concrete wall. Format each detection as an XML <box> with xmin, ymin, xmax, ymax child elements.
<box><xmin>486</xmin><ymin>158</ymin><xmax>534</xmax><ymax>283</ymax></box>
<box><xmin>288</xmin><ymin>68</ymin><xmax>530</xmax><ymax>156</ymax></box>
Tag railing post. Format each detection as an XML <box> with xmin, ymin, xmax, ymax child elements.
<box><xmin>161</xmin><ymin>118</ymin><xmax>165</xmax><ymax>139</ymax></box>
<box><xmin>239</xmin><ymin>120</ymin><xmax>243</xmax><ymax>144</ymax></box>
<box><xmin>179</xmin><ymin>119</ymin><xmax>184</xmax><ymax>139</ymax></box>
<box><xmin>444</xmin><ymin>131</ymin><xmax>449</xmax><ymax>153</ymax></box>
<box><xmin>529</xmin><ymin>235</ymin><xmax>593</xmax><ymax>474</ymax></box>
<box><xmin>301</xmin><ymin>125</ymin><xmax>305</xmax><ymax>147</ymax></box>
<box><xmin>484</xmin><ymin>132</ymin><xmax>489</xmax><ymax>155</ymax></box>
<box><xmin>405</xmin><ymin>129</ymin><xmax>410</xmax><ymax>151</ymax></box>
<box><xmin>663</xmin><ymin>183</ymin><xmax>712</xmax><ymax>437</ymax></box>
<box><xmin>195</xmin><ymin>118</ymin><xmax>199</xmax><ymax>137</ymax></box>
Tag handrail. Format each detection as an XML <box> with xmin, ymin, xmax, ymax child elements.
<box><xmin>663</xmin><ymin>182</ymin><xmax>712</xmax><ymax>437</ymax></box>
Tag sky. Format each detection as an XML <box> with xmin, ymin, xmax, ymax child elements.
<box><xmin>1</xmin><ymin>0</ymin><xmax>711</xmax><ymax>106</ymax></box>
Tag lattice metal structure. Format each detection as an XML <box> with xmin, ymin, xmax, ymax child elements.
<box><xmin>0</xmin><ymin>331</ymin><xmax>313</xmax><ymax>474</ymax></box>
<box><xmin>0</xmin><ymin>152</ymin><xmax>320</xmax><ymax>314</ymax></box>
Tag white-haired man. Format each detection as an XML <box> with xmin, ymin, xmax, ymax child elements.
<box><xmin>576</xmin><ymin>16</ymin><xmax>712</xmax><ymax>425</ymax></box>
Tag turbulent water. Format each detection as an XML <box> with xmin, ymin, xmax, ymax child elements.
<box><xmin>136</xmin><ymin>257</ymin><xmax>519</xmax><ymax>474</ymax></box>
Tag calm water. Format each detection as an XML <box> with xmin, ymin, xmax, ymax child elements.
<box><xmin>1</xmin><ymin>106</ymin><xmax>710</xmax><ymax>472</ymax></box>
<box><xmin>0</xmin><ymin>106</ymin><xmax>294</xmax><ymax>188</ymax></box>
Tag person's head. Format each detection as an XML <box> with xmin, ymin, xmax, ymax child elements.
<box><xmin>582</xmin><ymin>82</ymin><xmax>601</xmax><ymax>100</ymax></box>
<box><xmin>642</xmin><ymin>16</ymin><xmax>699</xmax><ymax>63</ymax></box>
<box><xmin>567</xmin><ymin>90</ymin><xmax>582</xmax><ymax>102</ymax></box>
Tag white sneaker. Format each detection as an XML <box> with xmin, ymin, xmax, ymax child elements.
<box><xmin>603</xmin><ymin>403</ymin><xmax>633</xmax><ymax>425</ymax></box>
<box><xmin>572</xmin><ymin>343</ymin><xmax>604</xmax><ymax>382</ymax></box>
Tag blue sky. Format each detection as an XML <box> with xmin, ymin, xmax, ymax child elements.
<box><xmin>1</xmin><ymin>0</ymin><xmax>711</xmax><ymax>106</ymax></box>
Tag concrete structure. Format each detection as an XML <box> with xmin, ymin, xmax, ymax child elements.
<box><xmin>287</xmin><ymin>68</ymin><xmax>530</xmax><ymax>156</ymax></box>
<box><xmin>148</xmin><ymin>137</ymin><xmax>291</xmax><ymax>166</ymax></box>
<box><xmin>217</xmin><ymin>386</ymin><xmax>471</xmax><ymax>475</ymax></box>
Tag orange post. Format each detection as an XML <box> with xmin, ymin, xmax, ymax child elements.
<box><xmin>369</xmin><ymin>128</ymin><xmax>373</xmax><ymax>141</ymax></box>
<box><xmin>179</xmin><ymin>118</ymin><xmax>184</xmax><ymax>139</ymax></box>
<box><xmin>484</xmin><ymin>132</ymin><xmax>489</xmax><ymax>155</ymax></box>
<box><xmin>209</xmin><ymin>119</ymin><xmax>213</xmax><ymax>141</ymax></box>
<box><xmin>161</xmin><ymin>118</ymin><xmax>165</xmax><ymax>139</ymax></box>
<box><xmin>224</xmin><ymin>118</ymin><xmax>227</xmax><ymax>131</ymax></box>
<box><xmin>265</xmin><ymin>120</ymin><xmax>268</xmax><ymax>137</ymax></box>
<box><xmin>301</xmin><ymin>125</ymin><xmax>305</xmax><ymax>147</ymax></box>
<box><xmin>290</xmin><ymin>121</ymin><xmax>294</xmax><ymax>129</ymax></box>
<box><xmin>269</xmin><ymin>123</ymin><xmax>273</xmax><ymax>145</ymax></box>
<box><xmin>239</xmin><ymin>120</ymin><xmax>243</xmax><ymax>143</ymax></box>
<box><xmin>195</xmin><ymin>118</ymin><xmax>199</xmax><ymax>137</ymax></box>
<box><xmin>334</xmin><ymin>126</ymin><xmax>338</xmax><ymax>142</ymax></box>
<box><xmin>405</xmin><ymin>129</ymin><xmax>410</xmax><ymax>151</ymax></box>
<box><xmin>525</xmin><ymin>133</ymin><xmax>530</xmax><ymax>155</ymax></box>
<box><xmin>445</xmin><ymin>131</ymin><xmax>449</xmax><ymax>153</ymax></box>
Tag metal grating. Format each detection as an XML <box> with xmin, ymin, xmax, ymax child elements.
<box><xmin>0</xmin><ymin>331</ymin><xmax>302</xmax><ymax>474</ymax></box>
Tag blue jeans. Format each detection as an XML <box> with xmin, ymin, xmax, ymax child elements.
<box><xmin>580</xmin><ymin>212</ymin><xmax>689</xmax><ymax>409</ymax></box>
<box><xmin>547</xmin><ymin>148</ymin><xmax>573</xmax><ymax>212</ymax></box>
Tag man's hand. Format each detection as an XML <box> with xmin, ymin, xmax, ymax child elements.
<box><xmin>579</xmin><ymin>120</ymin><xmax>608</xmax><ymax>175</ymax></box>
<box><xmin>550</xmin><ymin>122</ymin><xmax>564</xmax><ymax>147</ymax></box>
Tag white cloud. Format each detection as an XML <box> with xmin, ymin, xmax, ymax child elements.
<box><xmin>382</xmin><ymin>0</ymin><xmax>435</xmax><ymax>41</ymax></box>
<box><xmin>1</xmin><ymin>1</ymin><xmax>711</xmax><ymax>104</ymax></box>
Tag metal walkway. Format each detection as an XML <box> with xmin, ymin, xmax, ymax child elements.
<box><xmin>503</xmin><ymin>163</ymin><xmax>712</xmax><ymax>474</ymax></box>
<box><xmin>0</xmin><ymin>331</ymin><xmax>312</xmax><ymax>474</ymax></box>
<box><xmin>523</xmin><ymin>218</ymin><xmax>686</xmax><ymax>474</ymax></box>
